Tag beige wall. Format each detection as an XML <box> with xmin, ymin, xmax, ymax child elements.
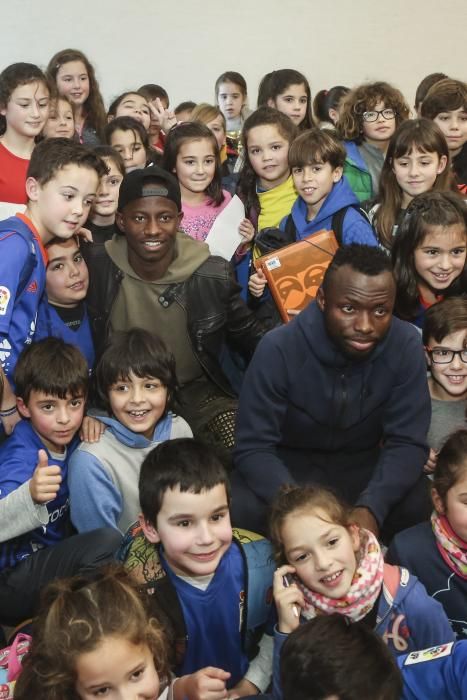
<box><xmin>1</xmin><ymin>0</ymin><xmax>465</xmax><ymax>111</ymax></box>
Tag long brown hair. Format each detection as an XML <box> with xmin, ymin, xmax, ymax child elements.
<box><xmin>47</xmin><ymin>49</ymin><xmax>107</xmax><ymax>141</ymax></box>
<box><xmin>375</xmin><ymin>119</ymin><xmax>457</xmax><ymax>249</ymax></box>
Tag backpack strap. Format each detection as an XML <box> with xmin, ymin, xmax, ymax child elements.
<box><xmin>0</xmin><ymin>217</ymin><xmax>37</xmax><ymax>299</ymax></box>
<box><xmin>382</xmin><ymin>563</ymin><xmax>405</xmax><ymax>605</ymax></box>
<box><xmin>331</xmin><ymin>204</ymin><xmax>372</xmax><ymax>246</ymax></box>
<box><xmin>283</xmin><ymin>213</ymin><xmax>297</xmax><ymax>244</ymax></box>
<box><xmin>118</xmin><ymin>521</ymin><xmax>188</xmax><ymax>666</ymax></box>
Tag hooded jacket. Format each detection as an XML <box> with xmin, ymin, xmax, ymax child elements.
<box><xmin>68</xmin><ymin>413</ymin><xmax>192</xmax><ymax>534</ymax></box>
<box><xmin>271</xmin><ymin>566</ymin><xmax>455</xmax><ymax>700</ymax></box>
<box><xmin>234</xmin><ymin>301</ymin><xmax>431</xmax><ymax>526</ymax></box>
<box><xmin>281</xmin><ymin>177</ymin><xmax>377</xmax><ymax>247</ymax></box>
<box><xmin>85</xmin><ymin>231</ymin><xmax>267</xmax><ymax>395</ymax></box>
<box><xmin>343</xmin><ymin>140</ymin><xmax>374</xmax><ymax>202</ymax></box>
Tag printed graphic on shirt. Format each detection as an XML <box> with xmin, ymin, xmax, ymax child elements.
<box><xmin>0</xmin><ymin>286</ymin><xmax>10</xmax><ymax>315</ymax></box>
<box><xmin>404</xmin><ymin>642</ymin><xmax>454</xmax><ymax>665</ymax></box>
<box><xmin>382</xmin><ymin>613</ymin><xmax>410</xmax><ymax>652</ymax></box>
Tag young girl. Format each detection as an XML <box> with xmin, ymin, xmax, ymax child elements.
<box><xmin>337</xmin><ymin>81</ymin><xmax>410</xmax><ymax>201</ymax></box>
<box><xmin>85</xmin><ymin>145</ymin><xmax>125</xmax><ymax>251</ymax></box>
<box><xmin>215</xmin><ymin>71</ymin><xmax>249</xmax><ymax>167</ymax></box>
<box><xmin>270</xmin><ymin>484</ymin><xmax>455</xmax><ymax>659</ymax></box>
<box><xmin>238</xmin><ymin>106</ymin><xmax>298</xmax><ymax>232</ymax></box>
<box><xmin>257</xmin><ymin>69</ymin><xmax>313</xmax><ymax>130</ymax></box>
<box><xmin>41</xmin><ymin>95</ymin><xmax>75</xmax><ymax>140</ymax></box>
<box><xmin>372</xmin><ymin>118</ymin><xmax>455</xmax><ymax>249</ymax></box>
<box><xmin>107</xmin><ymin>90</ymin><xmax>151</xmax><ymax>132</ymax></box>
<box><xmin>392</xmin><ymin>191</ymin><xmax>467</xmax><ymax>327</ymax></box>
<box><xmin>14</xmin><ymin>566</ymin><xmax>171</xmax><ymax>699</ymax></box>
<box><xmin>104</xmin><ymin>116</ymin><xmax>154</xmax><ymax>173</ymax></box>
<box><xmin>47</xmin><ymin>48</ymin><xmax>106</xmax><ymax>145</ymax></box>
<box><xmin>387</xmin><ymin>429</ymin><xmax>467</xmax><ymax>639</ymax></box>
<box><xmin>163</xmin><ymin>121</ymin><xmax>253</xmax><ymax>246</ymax></box>
<box><xmin>313</xmin><ymin>85</ymin><xmax>350</xmax><ymax>129</ymax></box>
<box><xmin>0</xmin><ymin>62</ymin><xmax>50</xmax><ymax>205</ymax></box>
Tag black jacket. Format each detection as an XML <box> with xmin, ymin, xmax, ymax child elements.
<box><xmin>85</xmin><ymin>240</ymin><xmax>268</xmax><ymax>395</ymax></box>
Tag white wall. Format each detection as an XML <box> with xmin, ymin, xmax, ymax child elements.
<box><xmin>1</xmin><ymin>0</ymin><xmax>465</xmax><ymax>111</ymax></box>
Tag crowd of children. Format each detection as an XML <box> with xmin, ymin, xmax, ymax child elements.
<box><xmin>0</xmin><ymin>50</ymin><xmax>466</xmax><ymax>699</ymax></box>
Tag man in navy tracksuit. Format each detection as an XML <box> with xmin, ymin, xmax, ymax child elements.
<box><xmin>232</xmin><ymin>245</ymin><xmax>431</xmax><ymax>541</ymax></box>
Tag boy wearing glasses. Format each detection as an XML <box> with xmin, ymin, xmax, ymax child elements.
<box><xmin>423</xmin><ymin>297</ymin><xmax>467</xmax><ymax>473</ymax></box>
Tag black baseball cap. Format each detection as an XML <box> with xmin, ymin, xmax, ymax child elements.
<box><xmin>118</xmin><ymin>166</ymin><xmax>182</xmax><ymax>212</ymax></box>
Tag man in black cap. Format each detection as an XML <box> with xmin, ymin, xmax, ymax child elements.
<box><xmin>85</xmin><ymin>166</ymin><xmax>267</xmax><ymax>448</ymax></box>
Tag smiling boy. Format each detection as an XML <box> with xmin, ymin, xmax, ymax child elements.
<box><xmin>86</xmin><ymin>166</ymin><xmax>266</xmax><ymax>448</ymax></box>
<box><xmin>422</xmin><ymin>298</ymin><xmax>467</xmax><ymax>471</ymax></box>
<box><xmin>121</xmin><ymin>438</ymin><xmax>274</xmax><ymax>699</ymax></box>
<box><xmin>0</xmin><ymin>138</ymin><xmax>106</xmax><ymax>432</ymax></box>
<box><xmin>421</xmin><ymin>79</ymin><xmax>467</xmax><ymax>191</ymax></box>
<box><xmin>0</xmin><ymin>338</ymin><xmax>121</xmax><ymax>625</ymax></box>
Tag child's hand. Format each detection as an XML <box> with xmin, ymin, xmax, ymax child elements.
<box><xmin>79</xmin><ymin>416</ymin><xmax>106</xmax><ymax>443</ymax></box>
<box><xmin>273</xmin><ymin>565</ymin><xmax>303</xmax><ymax>635</ymax></box>
<box><xmin>248</xmin><ymin>269</ymin><xmax>267</xmax><ymax>298</ymax></box>
<box><xmin>424</xmin><ymin>447</ymin><xmax>439</xmax><ymax>474</ymax></box>
<box><xmin>236</xmin><ymin>219</ymin><xmax>255</xmax><ymax>255</ymax></box>
<box><xmin>174</xmin><ymin>667</ymin><xmax>230</xmax><ymax>700</ymax></box>
<box><xmin>228</xmin><ymin>678</ymin><xmax>258</xmax><ymax>698</ymax></box>
<box><xmin>75</xmin><ymin>226</ymin><xmax>93</xmax><ymax>243</ymax></box>
<box><xmin>29</xmin><ymin>449</ymin><xmax>62</xmax><ymax>504</ymax></box>
<box><xmin>149</xmin><ymin>98</ymin><xmax>177</xmax><ymax>133</ymax></box>
<box><xmin>0</xmin><ymin>407</ymin><xmax>21</xmax><ymax>435</ymax></box>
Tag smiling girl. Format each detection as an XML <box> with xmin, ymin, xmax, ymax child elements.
<box><xmin>257</xmin><ymin>69</ymin><xmax>314</xmax><ymax>130</ymax></box>
<box><xmin>392</xmin><ymin>191</ymin><xmax>467</xmax><ymax>327</ymax></box>
<box><xmin>270</xmin><ymin>484</ymin><xmax>454</xmax><ymax>659</ymax></box>
<box><xmin>47</xmin><ymin>49</ymin><xmax>106</xmax><ymax>145</ymax></box>
<box><xmin>0</xmin><ymin>62</ymin><xmax>50</xmax><ymax>205</ymax></box>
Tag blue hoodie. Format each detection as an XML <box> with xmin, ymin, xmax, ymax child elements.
<box><xmin>68</xmin><ymin>413</ymin><xmax>192</xmax><ymax>534</ymax></box>
<box><xmin>234</xmin><ymin>301</ymin><xmax>431</xmax><ymax>526</ymax></box>
<box><xmin>0</xmin><ymin>420</ymin><xmax>75</xmax><ymax>571</ymax></box>
<box><xmin>280</xmin><ymin>177</ymin><xmax>377</xmax><ymax>247</ymax></box>
<box><xmin>271</xmin><ymin>567</ymin><xmax>455</xmax><ymax>700</ymax></box>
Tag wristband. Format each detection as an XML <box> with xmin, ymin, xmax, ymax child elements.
<box><xmin>0</xmin><ymin>405</ymin><xmax>18</xmax><ymax>417</ymax></box>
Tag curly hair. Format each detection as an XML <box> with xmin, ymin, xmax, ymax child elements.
<box><xmin>14</xmin><ymin>566</ymin><xmax>170</xmax><ymax>700</ymax></box>
<box><xmin>47</xmin><ymin>49</ymin><xmax>107</xmax><ymax>141</ymax></box>
<box><xmin>336</xmin><ymin>81</ymin><xmax>410</xmax><ymax>144</ymax></box>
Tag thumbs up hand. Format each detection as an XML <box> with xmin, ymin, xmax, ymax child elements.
<box><xmin>29</xmin><ymin>449</ymin><xmax>62</xmax><ymax>504</ymax></box>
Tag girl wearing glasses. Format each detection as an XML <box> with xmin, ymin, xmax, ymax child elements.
<box><xmin>337</xmin><ymin>81</ymin><xmax>410</xmax><ymax>201</ymax></box>
<box><xmin>392</xmin><ymin>191</ymin><xmax>467</xmax><ymax>328</ymax></box>
<box><xmin>387</xmin><ymin>426</ymin><xmax>467</xmax><ymax>639</ymax></box>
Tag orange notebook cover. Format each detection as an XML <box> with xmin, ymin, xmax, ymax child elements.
<box><xmin>255</xmin><ymin>229</ymin><xmax>339</xmax><ymax>322</ymax></box>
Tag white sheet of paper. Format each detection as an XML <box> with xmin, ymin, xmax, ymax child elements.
<box><xmin>205</xmin><ymin>194</ymin><xmax>245</xmax><ymax>260</ymax></box>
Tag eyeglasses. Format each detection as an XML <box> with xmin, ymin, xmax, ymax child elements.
<box><xmin>426</xmin><ymin>347</ymin><xmax>467</xmax><ymax>364</ymax></box>
<box><xmin>362</xmin><ymin>108</ymin><xmax>396</xmax><ymax>123</ymax></box>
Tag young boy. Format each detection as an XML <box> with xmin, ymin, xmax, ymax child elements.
<box><xmin>120</xmin><ymin>438</ymin><xmax>275</xmax><ymax>700</ymax></box>
<box><xmin>248</xmin><ymin>128</ymin><xmax>377</xmax><ymax>301</ymax></box>
<box><xmin>34</xmin><ymin>236</ymin><xmax>95</xmax><ymax>372</ymax></box>
<box><xmin>68</xmin><ymin>328</ymin><xmax>192</xmax><ymax>535</ymax></box>
<box><xmin>422</xmin><ymin>298</ymin><xmax>467</xmax><ymax>472</ymax></box>
<box><xmin>0</xmin><ymin>338</ymin><xmax>121</xmax><ymax>625</ymax></box>
<box><xmin>85</xmin><ymin>145</ymin><xmax>125</xmax><ymax>255</ymax></box>
<box><xmin>0</xmin><ymin>137</ymin><xmax>106</xmax><ymax>432</ymax></box>
<box><xmin>421</xmin><ymin>78</ymin><xmax>467</xmax><ymax>192</ymax></box>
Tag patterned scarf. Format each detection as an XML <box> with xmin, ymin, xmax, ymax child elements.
<box><xmin>296</xmin><ymin>528</ymin><xmax>384</xmax><ymax>622</ymax></box>
<box><xmin>432</xmin><ymin>511</ymin><xmax>467</xmax><ymax>579</ymax></box>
